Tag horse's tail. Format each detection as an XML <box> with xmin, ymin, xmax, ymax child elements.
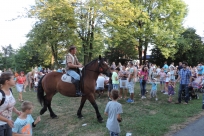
<box><xmin>37</xmin><ymin>75</ymin><xmax>45</xmax><ymax>106</ymax></box>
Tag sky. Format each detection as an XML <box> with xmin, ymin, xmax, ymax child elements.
<box><xmin>0</xmin><ymin>0</ymin><xmax>204</xmax><ymax>49</ymax></box>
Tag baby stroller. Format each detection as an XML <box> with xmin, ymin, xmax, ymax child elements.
<box><xmin>181</xmin><ymin>86</ymin><xmax>199</xmax><ymax>100</ymax></box>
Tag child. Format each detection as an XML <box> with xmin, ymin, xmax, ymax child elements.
<box><xmin>105</xmin><ymin>89</ymin><xmax>123</xmax><ymax>136</ymax></box>
<box><xmin>0</xmin><ymin>72</ymin><xmax>21</xmax><ymax>136</ymax></box>
<box><xmin>150</xmin><ymin>78</ymin><xmax>158</xmax><ymax>101</ymax></box>
<box><xmin>34</xmin><ymin>78</ymin><xmax>38</xmax><ymax>92</ymax></box>
<box><xmin>12</xmin><ymin>101</ymin><xmax>41</xmax><ymax>136</ymax></box>
<box><xmin>158</xmin><ymin>68</ymin><xmax>166</xmax><ymax>93</ymax></box>
<box><xmin>168</xmin><ymin>80</ymin><xmax>175</xmax><ymax>103</ymax></box>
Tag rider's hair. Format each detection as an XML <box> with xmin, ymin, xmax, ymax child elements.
<box><xmin>111</xmin><ymin>89</ymin><xmax>119</xmax><ymax>100</ymax></box>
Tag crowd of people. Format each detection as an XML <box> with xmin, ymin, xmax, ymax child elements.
<box><xmin>95</xmin><ymin>61</ymin><xmax>203</xmax><ymax>103</ymax></box>
<box><xmin>0</xmin><ymin>60</ymin><xmax>203</xmax><ymax>135</ymax></box>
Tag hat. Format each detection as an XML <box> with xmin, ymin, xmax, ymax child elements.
<box><xmin>69</xmin><ymin>45</ymin><xmax>76</xmax><ymax>52</ymax></box>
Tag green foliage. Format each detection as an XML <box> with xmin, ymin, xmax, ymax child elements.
<box><xmin>0</xmin><ymin>44</ymin><xmax>16</xmax><ymax>70</ymax></box>
<box><xmin>150</xmin><ymin>28</ymin><xmax>204</xmax><ymax>66</ymax></box>
<box><xmin>28</xmin><ymin>0</ymin><xmax>78</xmax><ymax>66</ymax></box>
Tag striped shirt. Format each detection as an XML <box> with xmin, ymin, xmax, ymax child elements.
<box><xmin>179</xmin><ymin>69</ymin><xmax>191</xmax><ymax>84</ymax></box>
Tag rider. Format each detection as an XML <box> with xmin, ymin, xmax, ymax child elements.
<box><xmin>66</xmin><ymin>45</ymin><xmax>83</xmax><ymax>96</ymax></box>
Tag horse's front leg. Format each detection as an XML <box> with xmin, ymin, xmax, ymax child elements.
<box><xmin>87</xmin><ymin>93</ymin><xmax>103</xmax><ymax>123</ymax></box>
<box><xmin>77</xmin><ymin>96</ymin><xmax>87</xmax><ymax>118</ymax></box>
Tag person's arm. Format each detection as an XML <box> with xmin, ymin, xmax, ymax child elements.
<box><xmin>67</xmin><ymin>55</ymin><xmax>83</xmax><ymax>68</ymax></box>
<box><xmin>13</xmin><ymin>107</ymin><xmax>21</xmax><ymax>116</ymax></box>
<box><xmin>68</xmin><ymin>62</ymin><xmax>83</xmax><ymax>69</ymax></box>
<box><xmin>104</xmin><ymin>112</ymin><xmax>108</xmax><ymax>116</ymax></box>
<box><xmin>176</xmin><ymin>75</ymin><xmax>180</xmax><ymax>83</ymax></box>
<box><xmin>32</xmin><ymin>116</ymin><xmax>41</xmax><ymax>127</ymax></box>
<box><xmin>117</xmin><ymin>114</ymin><xmax>122</xmax><ymax>122</ymax></box>
<box><xmin>0</xmin><ymin>115</ymin><xmax>13</xmax><ymax>128</ymax></box>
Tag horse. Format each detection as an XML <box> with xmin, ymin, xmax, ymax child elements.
<box><xmin>37</xmin><ymin>56</ymin><xmax>110</xmax><ymax>123</ymax></box>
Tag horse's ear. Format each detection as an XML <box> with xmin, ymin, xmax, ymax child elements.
<box><xmin>99</xmin><ymin>55</ymin><xmax>101</xmax><ymax>60</ymax></box>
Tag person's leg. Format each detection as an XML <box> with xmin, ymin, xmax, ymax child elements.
<box><xmin>160</xmin><ymin>81</ymin><xmax>163</xmax><ymax>92</ymax></box>
<box><xmin>177</xmin><ymin>84</ymin><xmax>182</xmax><ymax>103</ymax></box>
<box><xmin>119</xmin><ymin>87</ymin><xmax>123</xmax><ymax>98</ymax></box>
<box><xmin>140</xmin><ymin>81</ymin><xmax>143</xmax><ymax>96</ymax></box>
<box><xmin>142</xmin><ymin>81</ymin><xmax>147</xmax><ymax>96</ymax></box>
<box><xmin>185</xmin><ymin>84</ymin><xmax>189</xmax><ymax>103</ymax></box>
<box><xmin>124</xmin><ymin>88</ymin><xmax>127</xmax><ymax>99</ymax></box>
<box><xmin>20</xmin><ymin>92</ymin><xmax>23</xmax><ymax>101</ymax></box>
<box><xmin>4</xmin><ymin>124</ymin><xmax>12</xmax><ymax>136</ymax></box>
<box><xmin>0</xmin><ymin>124</ymin><xmax>6</xmax><ymax>136</ymax></box>
<box><xmin>68</xmin><ymin>70</ymin><xmax>82</xmax><ymax>96</ymax></box>
<box><xmin>130</xmin><ymin>81</ymin><xmax>134</xmax><ymax>100</ymax></box>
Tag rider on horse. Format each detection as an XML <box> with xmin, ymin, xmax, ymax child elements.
<box><xmin>66</xmin><ymin>45</ymin><xmax>83</xmax><ymax>96</ymax></box>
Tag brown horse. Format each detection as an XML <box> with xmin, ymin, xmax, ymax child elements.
<box><xmin>37</xmin><ymin>56</ymin><xmax>110</xmax><ymax>122</ymax></box>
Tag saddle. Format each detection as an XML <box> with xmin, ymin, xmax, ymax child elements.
<box><xmin>61</xmin><ymin>74</ymin><xmax>72</xmax><ymax>83</ymax></box>
<box><xmin>61</xmin><ymin>68</ymin><xmax>82</xmax><ymax>83</ymax></box>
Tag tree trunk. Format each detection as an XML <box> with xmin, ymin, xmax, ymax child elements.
<box><xmin>138</xmin><ymin>38</ymin><xmax>143</xmax><ymax>65</ymax></box>
<box><xmin>143</xmin><ymin>39</ymin><xmax>148</xmax><ymax>64</ymax></box>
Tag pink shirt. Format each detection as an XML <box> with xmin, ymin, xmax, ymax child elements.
<box><xmin>139</xmin><ymin>71</ymin><xmax>148</xmax><ymax>80</ymax></box>
<box><xmin>159</xmin><ymin>72</ymin><xmax>166</xmax><ymax>80</ymax></box>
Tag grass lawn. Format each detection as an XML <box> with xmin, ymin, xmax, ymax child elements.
<box><xmin>12</xmin><ymin>82</ymin><xmax>203</xmax><ymax>136</ymax></box>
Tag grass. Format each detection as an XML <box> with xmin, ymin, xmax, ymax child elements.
<box><xmin>12</xmin><ymin>83</ymin><xmax>203</xmax><ymax>136</ymax></box>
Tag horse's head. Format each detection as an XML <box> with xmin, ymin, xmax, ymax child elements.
<box><xmin>98</xmin><ymin>55</ymin><xmax>110</xmax><ymax>75</ymax></box>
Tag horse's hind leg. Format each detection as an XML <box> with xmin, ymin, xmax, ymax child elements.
<box><xmin>87</xmin><ymin>94</ymin><xmax>103</xmax><ymax>123</ymax></box>
<box><xmin>77</xmin><ymin>96</ymin><xmax>87</xmax><ymax>118</ymax></box>
<box><xmin>47</xmin><ymin>97</ymin><xmax>58</xmax><ymax>118</ymax></box>
<box><xmin>40</xmin><ymin>96</ymin><xmax>48</xmax><ymax>115</ymax></box>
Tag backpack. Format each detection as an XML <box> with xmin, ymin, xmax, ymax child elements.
<box><xmin>0</xmin><ymin>88</ymin><xmax>13</xmax><ymax>106</ymax></box>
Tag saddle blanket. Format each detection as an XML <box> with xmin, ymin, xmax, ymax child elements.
<box><xmin>61</xmin><ymin>74</ymin><xmax>72</xmax><ymax>83</ymax></box>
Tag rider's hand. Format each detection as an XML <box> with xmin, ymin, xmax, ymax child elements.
<box><xmin>78</xmin><ymin>64</ymin><xmax>83</xmax><ymax>68</ymax></box>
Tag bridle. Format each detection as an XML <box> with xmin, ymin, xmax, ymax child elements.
<box><xmin>83</xmin><ymin>59</ymin><xmax>109</xmax><ymax>74</ymax></box>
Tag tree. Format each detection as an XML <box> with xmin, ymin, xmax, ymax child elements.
<box><xmin>0</xmin><ymin>44</ymin><xmax>15</xmax><ymax>69</ymax></box>
<box><xmin>102</xmin><ymin>0</ymin><xmax>187</xmax><ymax>64</ymax></box>
<box><xmin>28</xmin><ymin>0</ymin><xmax>78</xmax><ymax>67</ymax></box>
<box><xmin>150</xmin><ymin>28</ymin><xmax>204</xmax><ymax>66</ymax></box>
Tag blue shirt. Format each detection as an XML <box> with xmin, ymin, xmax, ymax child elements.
<box><xmin>202</xmin><ymin>65</ymin><xmax>204</xmax><ymax>74</ymax></box>
<box><xmin>12</xmin><ymin>114</ymin><xmax>34</xmax><ymax>135</ymax></box>
<box><xmin>163</xmin><ymin>64</ymin><xmax>169</xmax><ymax>72</ymax></box>
<box><xmin>151</xmin><ymin>82</ymin><xmax>157</xmax><ymax>91</ymax></box>
<box><xmin>179</xmin><ymin>69</ymin><xmax>191</xmax><ymax>84</ymax></box>
<box><xmin>198</xmin><ymin>66</ymin><xmax>203</xmax><ymax>74</ymax></box>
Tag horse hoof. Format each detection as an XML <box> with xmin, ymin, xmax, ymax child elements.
<box><xmin>51</xmin><ymin>115</ymin><xmax>58</xmax><ymax>119</ymax></box>
<box><xmin>98</xmin><ymin>119</ymin><xmax>104</xmax><ymax>123</ymax></box>
<box><xmin>77</xmin><ymin>115</ymin><xmax>84</xmax><ymax>119</ymax></box>
<box><xmin>40</xmin><ymin>110</ymin><xmax>46</xmax><ymax>115</ymax></box>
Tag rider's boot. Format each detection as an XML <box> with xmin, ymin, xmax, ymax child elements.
<box><xmin>72</xmin><ymin>79</ymin><xmax>83</xmax><ymax>97</ymax></box>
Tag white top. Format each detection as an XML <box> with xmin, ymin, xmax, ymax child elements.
<box><xmin>156</xmin><ymin>68</ymin><xmax>161</xmax><ymax>74</ymax></box>
<box><xmin>34</xmin><ymin>81</ymin><xmax>38</xmax><ymax>86</ymax></box>
<box><xmin>0</xmin><ymin>91</ymin><xmax>16</xmax><ymax>125</ymax></box>
<box><xmin>96</xmin><ymin>76</ymin><xmax>105</xmax><ymax>88</ymax></box>
<box><xmin>165</xmin><ymin>72</ymin><xmax>170</xmax><ymax>82</ymax></box>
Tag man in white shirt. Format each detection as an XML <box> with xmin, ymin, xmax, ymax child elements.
<box><xmin>96</xmin><ymin>73</ymin><xmax>106</xmax><ymax>98</ymax></box>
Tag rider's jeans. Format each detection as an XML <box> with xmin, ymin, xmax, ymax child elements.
<box><xmin>67</xmin><ymin>70</ymin><xmax>80</xmax><ymax>80</ymax></box>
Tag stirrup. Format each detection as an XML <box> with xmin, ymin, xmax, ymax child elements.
<box><xmin>76</xmin><ymin>91</ymin><xmax>83</xmax><ymax>97</ymax></box>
